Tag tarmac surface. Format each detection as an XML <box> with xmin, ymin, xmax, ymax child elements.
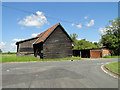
<box><xmin>2</xmin><ymin>58</ymin><xmax>118</xmax><ymax>88</ymax></box>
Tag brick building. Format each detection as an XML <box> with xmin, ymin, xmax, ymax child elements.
<box><xmin>73</xmin><ymin>48</ymin><xmax>111</xmax><ymax>58</ymax></box>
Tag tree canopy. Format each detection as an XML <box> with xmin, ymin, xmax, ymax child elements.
<box><xmin>70</xmin><ymin>33</ymin><xmax>99</xmax><ymax>50</ymax></box>
<box><xmin>100</xmin><ymin>17</ymin><xmax>120</xmax><ymax>55</ymax></box>
<box><xmin>0</xmin><ymin>49</ymin><xmax>2</xmax><ymax>54</ymax></box>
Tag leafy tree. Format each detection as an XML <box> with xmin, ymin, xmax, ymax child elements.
<box><xmin>8</xmin><ymin>51</ymin><xmax>11</xmax><ymax>54</ymax></box>
<box><xmin>70</xmin><ymin>33</ymin><xmax>98</xmax><ymax>50</ymax></box>
<box><xmin>0</xmin><ymin>49</ymin><xmax>2</xmax><ymax>54</ymax></box>
<box><xmin>70</xmin><ymin>33</ymin><xmax>78</xmax><ymax>47</ymax></box>
<box><xmin>93</xmin><ymin>42</ymin><xmax>101</xmax><ymax>48</ymax></box>
<box><xmin>101</xmin><ymin>17</ymin><xmax>120</xmax><ymax>55</ymax></box>
<box><xmin>74</xmin><ymin>39</ymin><xmax>98</xmax><ymax>50</ymax></box>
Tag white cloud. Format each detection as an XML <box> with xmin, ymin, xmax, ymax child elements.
<box><xmin>0</xmin><ymin>42</ymin><xmax>17</xmax><ymax>52</ymax></box>
<box><xmin>12</xmin><ymin>39</ymin><xmax>24</xmax><ymax>42</ymax></box>
<box><xmin>84</xmin><ymin>16</ymin><xmax>88</xmax><ymax>19</ymax></box>
<box><xmin>31</xmin><ymin>33</ymin><xmax>39</xmax><ymax>37</ymax></box>
<box><xmin>0</xmin><ymin>42</ymin><xmax>6</xmax><ymax>49</ymax></box>
<box><xmin>76</xmin><ymin>24</ymin><xmax>82</xmax><ymax>28</ymax></box>
<box><xmin>10</xmin><ymin>43</ymin><xmax>17</xmax><ymax>52</ymax></box>
<box><xmin>71</xmin><ymin>23</ymin><xmax>82</xmax><ymax>29</ymax></box>
<box><xmin>18</xmin><ymin>11</ymin><xmax>48</xmax><ymax>28</ymax></box>
<box><xmin>10</xmin><ymin>43</ymin><xmax>16</xmax><ymax>47</ymax></box>
<box><xmin>98</xmin><ymin>28</ymin><xmax>107</xmax><ymax>34</ymax></box>
<box><xmin>36</xmin><ymin>11</ymin><xmax>43</xmax><ymax>15</ymax></box>
<box><xmin>92</xmin><ymin>41</ymin><xmax>99</xmax><ymax>43</ymax></box>
<box><xmin>77</xmin><ymin>38</ymin><xmax>81</xmax><ymax>40</ymax></box>
<box><xmin>85</xmin><ymin>20</ymin><xmax>95</xmax><ymax>27</ymax></box>
<box><xmin>71</xmin><ymin>23</ymin><xmax>75</xmax><ymax>26</ymax></box>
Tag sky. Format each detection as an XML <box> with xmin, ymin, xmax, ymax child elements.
<box><xmin>1</xmin><ymin>2</ymin><xmax>118</xmax><ymax>52</ymax></box>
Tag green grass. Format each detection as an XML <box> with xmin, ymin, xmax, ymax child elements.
<box><xmin>103</xmin><ymin>55</ymin><xmax>120</xmax><ymax>58</ymax></box>
<box><xmin>0</xmin><ymin>54</ymin><xmax>81</xmax><ymax>63</ymax></box>
<box><xmin>105</xmin><ymin>62</ymin><xmax>120</xmax><ymax>74</ymax></box>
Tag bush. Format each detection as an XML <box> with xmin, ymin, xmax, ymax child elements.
<box><xmin>103</xmin><ymin>55</ymin><xmax>112</xmax><ymax>58</ymax></box>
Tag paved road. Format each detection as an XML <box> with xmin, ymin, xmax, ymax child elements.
<box><xmin>2</xmin><ymin>58</ymin><xmax>118</xmax><ymax>88</ymax></box>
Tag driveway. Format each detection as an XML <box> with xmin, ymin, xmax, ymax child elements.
<box><xmin>2</xmin><ymin>58</ymin><xmax>118</xmax><ymax>88</ymax></box>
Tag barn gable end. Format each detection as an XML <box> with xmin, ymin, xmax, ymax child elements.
<box><xmin>43</xmin><ymin>25</ymin><xmax>73</xmax><ymax>59</ymax></box>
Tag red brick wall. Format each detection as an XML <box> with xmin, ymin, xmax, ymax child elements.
<box><xmin>102</xmin><ymin>49</ymin><xmax>111</xmax><ymax>57</ymax></box>
<box><xmin>90</xmin><ymin>49</ymin><xmax>102</xmax><ymax>58</ymax></box>
<box><xmin>90</xmin><ymin>49</ymin><xmax>111</xmax><ymax>58</ymax></box>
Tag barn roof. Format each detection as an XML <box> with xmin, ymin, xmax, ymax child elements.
<box><xmin>34</xmin><ymin>23</ymin><xmax>59</xmax><ymax>44</ymax></box>
<box><xmin>34</xmin><ymin>22</ymin><xmax>73</xmax><ymax>44</ymax></box>
<box><xmin>16</xmin><ymin>23</ymin><xmax>73</xmax><ymax>45</ymax></box>
<box><xmin>16</xmin><ymin>37</ymin><xmax>38</xmax><ymax>45</ymax></box>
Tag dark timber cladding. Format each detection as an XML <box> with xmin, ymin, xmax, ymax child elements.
<box><xmin>43</xmin><ymin>26</ymin><xmax>72</xmax><ymax>59</ymax></box>
<box><xmin>16</xmin><ymin>23</ymin><xmax>73</xmax><ymax>59</ymax></box>
<box><xmin>16</xmin><ymin>37</ymin><xmax>38</xmax><ymax>56</ymax></box>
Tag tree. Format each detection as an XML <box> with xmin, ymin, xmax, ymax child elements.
<box><xmin>101</xmin><ymin>17</ymin><xmax>120</xmax><ymax>55</ymax></box>
<box><xmin>70</xmin><ymin>33</ymin><xmax>78</xmax><ymax>47</ymax></box>
<box><xmin>8</xmin><ymin>51</ymin><xmax>11</xmax><ymax>54</ymax></box>
<box><xmin>0</xmin><ymin>49</ymin><xmax>2</xmax><ymax>54</ymax></box>
<box><xmin>93</xmin><ymin>42</ymin><xmax>101</xmax><ymax>48</ymax></box>
<box><xmin>75</xmin><ymin>39</ymin><xmax>98</xmax><ymax>50</ymax></box>
<box><xmin>70</xmin><ymin>33</ymin><xmax>98</xmax><ymax>50</ymax></box>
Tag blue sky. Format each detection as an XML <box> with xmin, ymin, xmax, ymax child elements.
<box><xmin>1</xmin><ymin>2</ymin><xmax>118</xmax><ymax>52</ymax></box>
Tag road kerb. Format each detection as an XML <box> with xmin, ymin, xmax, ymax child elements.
<box><xmin>101</xmin><ymin>63</ymin><xmax>120</xmax><ymax>79</ymax></box>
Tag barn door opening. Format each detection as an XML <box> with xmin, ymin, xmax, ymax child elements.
<box><xmin>33</xmin><ymin>43</ymin><xmax>43</xmax><ymax>59</ymax></box>
<box><xmin>81</xmin><ymin>50</ymin><xmax>90</xmax><ymax>58</ymax></box>
<box><xmin>33</xmin><ymin>44</ymin><xmax>38</xmax><ymax>57</ymax></box>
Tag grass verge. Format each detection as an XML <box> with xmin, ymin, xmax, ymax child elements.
<box><xmin>105</xmin><ymin>62</ymin><xmax>120</xmax><ymax>74</ymax></box>
<box><xmin>1</xmin><ymin>54</ymin><xmax>81</xmax><ymax>63</ymax></box>
<box><xmin>103</xmin><ymin>55</ymin><xmax>120</xmax><ymax>58</ymax></box>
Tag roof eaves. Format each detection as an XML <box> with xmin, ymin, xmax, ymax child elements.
<box><xmin>16</xmin><ymin>37</ymin><xmax>38</xmax><ymax>45</ymax></box>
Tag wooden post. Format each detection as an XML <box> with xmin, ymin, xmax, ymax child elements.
<box><xmin>80</xmin><ymin>51</ymin><xmax>81</xmax><ymax>58</ymax></box>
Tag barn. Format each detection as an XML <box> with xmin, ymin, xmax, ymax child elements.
<box><xmin>16</xmin><ymin>23</ymin><xmax>73</xmax><ymax>59</ymax></box>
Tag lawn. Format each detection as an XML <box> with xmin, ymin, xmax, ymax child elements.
<box><xmin>105</xmin><ymin>62</ymin><xmax>120</xmax><ymax>74</ymax></box>
<box><xmin>103</xmin><ymin>55</ymin><xmax>120</xmax><ymax>58</ymax></box>
<box><xmin>0</xmin><ymin>54</ymin><xmax>81</xmax><ymax>63</ymax></box>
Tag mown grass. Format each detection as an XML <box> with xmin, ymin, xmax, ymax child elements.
<box><xmin>105</xmin><ymin>62</ymin><xmax>120</xmax><ymax>74</ymax></box>
<box><xmin>0</xmin><ymin>54</ymin><xmax>81</xmax><ymax>63</ymax></box>
<box><xmin>103</xmin><ymin>55</ymin><xmax>120</xmax><ymax>58</ymax></box>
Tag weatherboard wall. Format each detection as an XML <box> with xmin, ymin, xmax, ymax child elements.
<box><xmin>43</xmin><ymin>26</ymin><xmax>72</xmax><ymax>59</ymax></box>
<box><xmin>17</xmin><ymin>38</ymin><xmax>38</xmax><ymax>56</ymax></box>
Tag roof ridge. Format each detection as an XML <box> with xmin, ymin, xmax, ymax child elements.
<box><xmin>38</xmin><ymin>30</ymin><xmax>47</xmax><ymax>39</ymax></box>
<box><xmin>34</xmin><ymin>23</ymin><xmax>60</xmax><ymax>44</ymax></box>
<box><xmin>36</xmin><ymin>23</ymin><xmax>60</xmax><ymax>38</ymax></box>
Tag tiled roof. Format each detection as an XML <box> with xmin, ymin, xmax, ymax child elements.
<box><xmin>34</xmin><ymin>23</ymin><xmax>59</xmax><ymax>44</ymax></box>
<box><xmin>16</xmin><ymin>23</ymin><xmax>73</xmax><ymax>45</ymax></box>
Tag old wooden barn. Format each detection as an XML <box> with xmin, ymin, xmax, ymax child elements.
<box><xmin>16</xmin><ymin>23</ymin><xmax>73</xmax><ymax>59</ymax></box>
